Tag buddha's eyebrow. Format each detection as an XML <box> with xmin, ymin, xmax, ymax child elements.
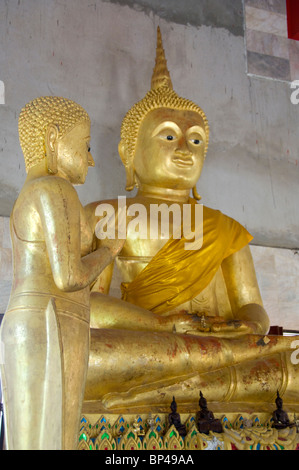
<box><xmin>187</xmin><ymin>125</ymin><xmax>205</xmax><ymax>135</ymax></box>
<box><xmin>151</xmin><ymin>121</ymin><xmax>181</xmax><ymax>137</ymax></box>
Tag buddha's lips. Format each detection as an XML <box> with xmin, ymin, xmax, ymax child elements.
<box><xmin>172</xmin><ymin>156</ymin><xmax>193</xmax><ymax>167</ymax></box>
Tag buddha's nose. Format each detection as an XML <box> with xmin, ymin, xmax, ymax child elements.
<box><xmin>177</xmin><ymin>136</ymin><xmax>190</xmax><ymax>154</ymax></box>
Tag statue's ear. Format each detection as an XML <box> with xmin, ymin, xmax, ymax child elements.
<box><xmin>118</xmin><ymin>140</ymin><xmax>129</xmax><ymax>165</ymax></box>
<box><xmin>45</xmin><ymin>124</ymin><xmax>59</xmax><ymax>174</ymax></box>
<box><xmin>118</xmin><ymin>140</ymin><xmax>135</xmax><ymax>191</ymax></box>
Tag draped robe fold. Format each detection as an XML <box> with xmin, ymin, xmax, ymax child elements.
<box><xmin>121</xmin><ymin>203</ymin><xmax>253</xmax><ymax>314</ymax></box>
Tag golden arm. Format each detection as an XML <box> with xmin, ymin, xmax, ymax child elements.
<box><xmin>37</xmin><ymin>178</ymin><xmax>116</xmax><ymax>292</ymax></box>
<box><xmin>221</xmin><ymin>244</ymin><xmax>270</xmax><ymax>335</ymax></box>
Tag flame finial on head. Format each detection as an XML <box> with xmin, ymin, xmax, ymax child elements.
<box><xmin>151</xmin><ymin>27</ymin><xmax>173</xmax><ymax>91</ymax></box>
<box><xmin>120</xmin><ymin>27</ymin><xmax>210</xmax><ymax>191</ymax></box>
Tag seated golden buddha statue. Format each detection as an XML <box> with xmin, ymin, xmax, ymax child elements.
<box><xmin>0</xmin><ymin>97</ymin><xmax>123</xmax><ymax>450</ymax></box>
<box><xmin>84</xmin><ymin>29</ymin><xmax>298</xmax><ymax>412</ymax></box>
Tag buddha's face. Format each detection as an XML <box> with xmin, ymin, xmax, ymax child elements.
<box><xmin>56</xmin><ymin>121</ymin><xmax>94</xmax><ymax>185</ymax></box>
<box><xmin>133</xmin><ymin>108</ymin><xmax>207</xmax><ymax>190</ymax></box>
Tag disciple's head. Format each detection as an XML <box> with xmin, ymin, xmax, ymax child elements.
<box><xmin>19</xmin><ymin>96</ymin><xmax>94</xmax><ymax>184</ymax></box>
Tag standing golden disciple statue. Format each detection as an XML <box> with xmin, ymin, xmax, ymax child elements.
<box><xmin>0</xmin><ymin>97</ymin><xmax>124</xmax><ymax>450</ymax></box>
<box><xmin>84</xmin><ymin>28</ymin><xmax>298</xmax><ymax>412</ymax></box>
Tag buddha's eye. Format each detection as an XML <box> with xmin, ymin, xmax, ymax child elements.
<box><xmin>190</xmin><ymin>138</ymin><xmax>202</xmax><ymax>145</ymax></box>
<box><xmin>155</xmin><ymin>129</ymin><xmax>178</xmax><ymax>141</ymax></box>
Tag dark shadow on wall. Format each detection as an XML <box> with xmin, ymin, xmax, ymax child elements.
<box><xmin>102</xmin><ymin>0</ymin><xmax>244</xmax><ymax>37</ymax></box>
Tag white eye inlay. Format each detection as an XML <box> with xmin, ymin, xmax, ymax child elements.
<box><xmin>190</xmin><ymin>138</ymin><xmax>203</xmax><ymax>145</ymax></box>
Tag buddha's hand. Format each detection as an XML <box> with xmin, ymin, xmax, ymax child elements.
<box><xmin>199</xmin><ymin>305</ymin><xmax>269</xmax><ymax>337</ymax></box>
<box><xmin>192</xmin><ymin>316</ymin><xmax>255</xmax><ymax>337</ymax></box>
<box><xmin>206</xmin><ymin>318</ymin><xmax>258</xmax><ymax>337</ymax></box>
<box><xmin>166</xmin><ymin>312</ymin><xmax>257</xmax><ymax>337</ymax></box>
<box><xmin>163</xmin><ymin>312</ymin><xmax>221</xmax><ymax>334</ymax></box>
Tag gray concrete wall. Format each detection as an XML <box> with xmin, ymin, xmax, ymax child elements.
<box><xmin>0</xmin><ymin>0</ymin><xmax>299</xmax><ymax>249</ymax></box>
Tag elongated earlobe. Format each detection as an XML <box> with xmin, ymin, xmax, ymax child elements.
<box><xmin>45</xmin><ymin>124</ymin><xmax>59</xmax><ymax>174</ymax></box>
<box><xmin>192</xmin><ymin>186</ymin><xmax>202</xmax><ymax>201</ymax></box>
<box><xmin>125</xmin><ymin>166</ymin><xmax>136</xmax><ymax>191</ymax></box>
<box><xmin>118</xmin><ymin>140</ymin><xmax>136</xmax><ymax>191</ymax></box>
